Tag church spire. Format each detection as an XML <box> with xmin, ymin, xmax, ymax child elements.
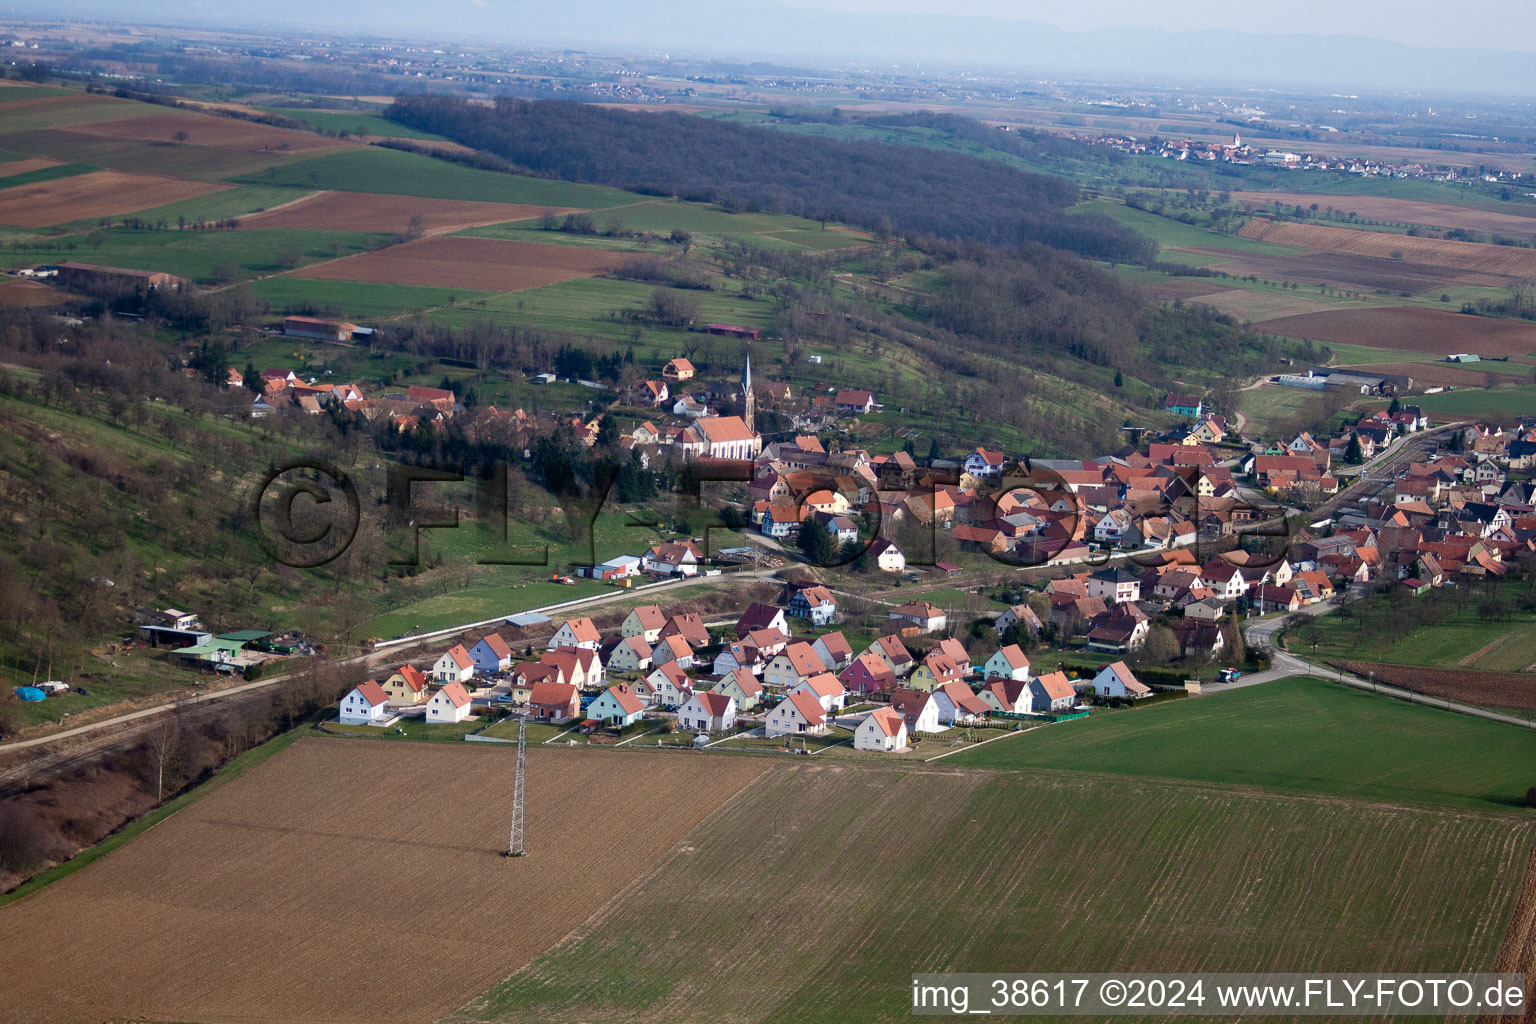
<box><xmin>740</xmin><ymin>345</ymin><xmax>754</xmax><ymax>432</ymax></box>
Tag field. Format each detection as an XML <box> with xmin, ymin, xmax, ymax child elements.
<box><xmin>1332</xmin><ymin>661</ymin><xmax>1536</xmax><ymax>712</ymax></box>
<box><xmin>1183</xmin><ymin>247</ymin><xmax>1494</xmax><ymax>294</ymax></box>
<box><xmin>0</xmin><ymin>739</ymin><xmax>767</xmax><ymax>1024</ymax></box>
<box><xmin>256</xmin><ymin>106</ymin><xmax>447</xmax><ymax>140</ymax></box>
<box><xmin>0</xmin><ymin>169</ymin><xmax>229</xmax><ymax>228</ymax></box>
<box><xmin>1290</xmin><ymin>590</ymin><xmax>1536</xmax><ymax>671</ymax></box>
<box><xmin>0</xmin><ymin>277</ymin><xmax>63</xmax><ymax>308</ymax></box>
<box><xmin>251</xmin><ymin>275</ymin><xmax>497</xmax><ymax>318</ymax></box>
<box><xmin>0</xmin><ymin>155</ymin><xmax>61</xmax><ymax>177</ymax></box>
<box><xmin>1410</xmin><ymin>384</ymin><xmax>1536</xmax><ymax>418</ymax></box>
<box><xmin>461</xmin><ymin>761</ymin><xmax>1536</xmax><ymax>1024</ymax></box>
<box><xmin>948</xmin><ymin>676</ymin><xmax>1536</xmax><ymax>810</ymax></box>
<box><xmin>1236</xmin><ymin>384</ymin><xmax>1340</xmax><ymax>438</ymax></box>
<box><xmin>1227</xmin><ymin>190</ymin><xmax>1536</xmax><ymax>239</ymax></box>
<box><xmin>1256</xmin><ymin>305</ymin><xmax>1536</xmax><ymax>357</ymax></box>
<box><xmin>65</xmin><ymin>110</ymin><xmax>344</xmax><ymax>155</ymax></box>
<box><xmin>237</xmin><ymin>189</ymin><xmax>577</xmax><ymax>234</ymax></box>
<box><xmin>1240</xmin><ymin>218</ymin><xmax>1536</xmax><ymax>277</ymax></box>
<box><xmin>234</xmin><ymin>146</ymin><xmax>637</xmax><ymax>208</ymax></box>
<box><xmin>290</xmin><ymin>235</ymin><xmax>642</xmax><ymax>291</ymax></box>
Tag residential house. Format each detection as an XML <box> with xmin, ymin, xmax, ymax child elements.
<box><xmin>864</xmin><ymin>635</ymin><xmax>915</xmax><ymax>676</ymax></box>
<box><xmin>840</xmin><ymin>652</ymin><xmax>898</xmax><ymax>695</ymax></box>
<box><xmin>790</xmin><ymin>672</ymin><xmax>847</xmax><ymax>712</ymax></box>
<box><xmin>982</xmin><ymin>644</ymin><xmax>1031</xmax><ymax>681</ymax></box>
<box><xmin>764</xmin><ymin>691</ymin><xmax>829</xmax><ymax>738</ymax></box>
<box><xmin>425</xmin><ymin>681</ymin><xmax>473</xmax><ymax>723</ymax></box>
<box><xmin>652</xmin><ymin>634</ymin><xmax>696</xmax><ymax>671</ymax></box>
<box><xmin>381</xmin><ymin>665</ymin><xmax>429</xmax><ymax>705</ymax></box>
<box><xmin>528</xmin><ymin>680</ymin><xmax>581</xmax><ymax>721</ymax></box>
<box><xmin>835</xmin><ymin>389</ymin><xmax>877</xmax><ymax>415</ymax></box>
<box><xmin>888</xmin><ymin>601</ymin><xmax>946</xmax><ymax>633</ymax></box>
<box><xmin>606</xmin><ymin>636</ymin><xmax>654</xmax><ymax>674</ymax></box>
<box><xmin>735</xmin><ymin>602</ymin><xmax>788</xmax><ymax>638</ymax></box>
<box><xmin>1026</xmin><ymin>671</ymin><xmax>1077</xmax><ymax>714</ymax></box>
<box><xmin>978</xmin><ymin>676</ymin><xmax>1030</xmax><ymax>714</ymax></box>
<box><xmin>1087</xmin><ymin>567</ymin><xmax>1142</xmax><ymax>603</ymax></box>
<box><xmin>788</xmin><ymin>585</ymin><xmax>838</xmax><ymax>625</ymax></box>
<box><xmin>932</xmin><ymin>680</ymin><xmax>990</xmax><ymax>725</ymax></box>
<box><xmin>469</xmin><ymin>633</ymin><xmax>513</xmax><ymax>674</ymax></box>
<box><xmin>547</xmin><ymin>617</ymin><xmax>601</xmax><ymax>651</ymax></box>
<box><xmin>1173</xmin><ymin>620</ymin><xmax>1226</xmax><ymax>658</ymax></box>
<box><xmin>994</xmin><ymin>603</ymin><xmax>1043</xmax><ymax>637</ymax></box>
<box><xmin>712</xmin><ymin>668</ymin><xmax>764</xmax><ymax>711</ymax></box>
<box><xmin>540</xmin><ymin>647</ymin><xmax>603</xmax><ymax>689</ymax></box>
<box><xmin>909</xmin><ymin>652</ymin><xmax>966</xmax><ymax>693</ymax></box>
<box><xmin>621</xmin><ymin>605</ymin><xmax>667</xmax><ymax>643</ymax></box>
<box><xmin>853</xmin><ymin>707</ymin><xmax>909</xmax><ymax>752</ymax></box>
<box><xmin>659</xmin><ymin>613</ymin><xmax>711</xmax><ymax>649</ymax></box>
<box><xmin>711</xmin><ymin>641</ymin><xmax>762</xmax><ymax>678</ymax></box>
<box><xmin>764</xmin><ymin>642</ymin><xmax>826</xmax><ymax>691</ymax></box>
<box><xmin>1091</xmin><ymin>662</ymin><xmax>1150</xmax><ymax>700</ymax></box>
<box><xmin>662</xmin><ymin>357</ymin><xmax>696</xmax><ymax>383</ymax></box>
<box><xmin>812</xmin><ymin>631</ymin><xmax>854</xmax><ymax>672</ymax></box>
<box><xmin>588</xmin><ymin>683</ymin><xmax>645</xmax><ymax>727</ymax></box>
<box><xmin>643</xmin><ymin>540</ymin><xmax>703</xmax><ymax>577</ymax></box>
<box><xmin>678</xmin><ymin>691</ymin><xmax>737</xmax><ymax>733</ymax></box>
<box><xmin>1163</xmin><ymin>392</ymin><xmax>1204</xmax><ymax>418</ymax></box>
<box><xmin>867</xmin><ymin>537</ymin><xmax>906</xmax><ymax>572</ymax></box>
<box><xmin>339</xmin><ymin>680</ymin><xmax>391</xmax><ymax>724</ymax></box>
<box><xmin>889</xmin><ymin>688</ymin><xmax>944</xmax><ymax>734</ymax></box>
<box><xmin>646</xmin><ymin>662</ymin><xmax>693</xmax><ymax>707</ymax></box>
<box><xmin>431</xmin><ymin>645</ymin><xmax>474</xmax><ymax>685</ymax></box>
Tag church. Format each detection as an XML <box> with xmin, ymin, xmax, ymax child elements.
<box><xmin>691</xmin><ymin>348</ymin><xmax>762</xmax><ymax>461</ymax></box>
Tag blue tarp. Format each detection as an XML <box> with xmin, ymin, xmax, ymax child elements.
<box><xmin>13</xmin><ymin>686</ymin><xmax>46</xmax><ymax>702</ymax></box>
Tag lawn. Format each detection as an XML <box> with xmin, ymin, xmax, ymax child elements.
<box><xmin>1288</xmin><ymin>591</ymin><xmax>1536</xmax><ymax>673</ymax></box>
<box><xmin>362</xmin><ymin>579</ymin><xmax>610</xmax><ymax>640</ymax></box>
<box><xmin>949</xmin><ymin>675</ymin><xmax>1536</xmax><ymax>811</ymax></box>
<box><xmin>457</xmin><ymin>760</ymin><xmax>1535</xmax><ymax>1024</ymax></box>
<box><xmin>252</xmin><ymin>275</ymin><xmax>497</xmax><ymax>319</ymax></box>
<box><xmin>1236</xmin><ymin>384</ymin><xmax>1356</xmax><ymax>439</ymax></box>
<box><xmin>1410</xmin><ymin>384</ymin><xmax>1536</xmax><ymax>418</ymax></box>
<box><xmin>0</xmin><ymin>226</ymin><xmax>392</xmax><ymax>284</ymax></box>
<box><xmin>232</xmin><ymin>147</ymin><xmax>637</xmax><ymax>208</ymax></box>
<box><xmin>711</xmin><ymin>725</ymin><xmax>853</xmax><ymax>751</ymax></box>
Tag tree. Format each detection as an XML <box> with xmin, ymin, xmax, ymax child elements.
<box><xmin>1113</xmin><ymin>369</ymin><xmax>1123</xmax><ymax>388</ymax></box>
<box><xmin>594</xmin><ymin>415</ymin><xmax>621</xmax><ymax>449</ymax></box>
<box><xmin>144</xmin><ymin>716</ymin><xmax>182</xmax><ymax>803</ymax></box>
<box><xmin>243</xmin><ymin>361</ymin><xmax>260</xmax><ymax>394</ymax></box>
<box><xmin>1221</xmin><ymin>619</ymin><xmax>1246</xmax><ymax>666</ymax></box>
<box><xmin>172</xmin><ymin>130</ymin><xmax>190</xmax><ymax>144</ymax></box>
<box><xmin>1527</xmin><ymin>786</ymin><xmax>1536</xmax><ymax>809</ymax></box>
<box><xmin>796</xmin><ymin>522</ymin><xmax>836</xmax><ymax>566</ymax></box>
<box><xmin>1344</xmin><ymin>432</ymin><xmax>1363</xmax><ymax>465</ymax></box>
<box><xmin>1140</xmin><ymin>626</ymin><xmax>1180</xmax><ymax>666</ymax></box>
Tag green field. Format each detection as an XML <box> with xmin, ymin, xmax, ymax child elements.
<box><xmin>252</xmin><ymin>275</ymin><xmax>497</xmax><ymax>319</ymax></box>
<box><xmin>1236</xmin><ymin>384</ymin><xmax>1346</xmax><ymax>438</ymax></box>
<box><xmin>0</xmin><ymin>227</ymin><xmax>392</xmax><ymax>284</ymax></box>
<box><xmin>949</xmin><ymin>676</ymin><xmax>1536</xmax><ymax>810</ymax></box>
<box><xmin>1289</xmin><ymin>594</ymin><xmax>1536</xmax><ymax>674</ymax></box>
<box><xmin>1070</xmin><ymin>199</ymin><xmax>1310</xmax><ymax>257</ymax></box>
<box><xmin>232</xmin><ymin>147</ymin><xmax>638</xmax><ymax>208</ymax></box>
<box><xmin>1411</xmin><ymin>384</ymin><xmax>1536</xmax><ymax>418</ymax></box>
<box><xmin>0</xmin><ymin>127</ymin><xmax>321</xmax><ymax>180</ymax></box>
<box><xmin>256</xmin><ymin>107</ymin><xmax>445</xmax><ymax>140</ymax></box>
<box><xmin>458</xmin><ymin>761</ymin><xmax>1534</xmax><ymax>1024</ymax></box>
<box><xmin>0</xmin><ymin>160</ymin><xmax>94</xmax><ymax>193</ymax></box>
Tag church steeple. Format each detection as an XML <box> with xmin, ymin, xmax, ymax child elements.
<box><xmin>740</xmin><ymin>345</ymin><xmax>754</xmax><ymax>431</ymax></box>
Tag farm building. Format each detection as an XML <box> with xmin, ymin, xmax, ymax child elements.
<box><xmin>703</xmin><ymin>323</ymin><xmax>761</xmax><ymax>340</ymax></box>
<box><xmin>853</xmin><ymin>707</ymin><xmax>908</xmax><ymax>752</ymax></box>
<box><xmin>56</xmin><ymin>261</ymin><xmax>187</xmax><ymax>292</ymax></box>
<box><xmin>426</xmin><ymin>681</ymin><xmax>473</xmax><ymax>723</ymax></box>
<box><xmin>283</xmin><ymin>315</ymin><xmax>360</xmax><ymax>342</ymax></box>
<box><xmin>339</xmin><ymin>680</ymin><xmax>391</xmax><ymax>725</ymax></box>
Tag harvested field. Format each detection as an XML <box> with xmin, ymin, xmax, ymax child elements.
<box><xmin>239</xmin><ymin>189</ymin><xmax>576</xmax><ymax>235</ymax></box>
<box><xmin>65</xmin><ymin>111</ymin><xmax>344</xmax><ymax>154</ymax></box>
<box><xmin>1333</xmin><ymin>660</ymin><xmax>1536</xmax><ymax>711</ymax></box>
<box><xmin>1257</xmin><ymin>306</ymin><xmax>1536</xmax><ymax>358</ymax></box>
<box><xmin>1181</xmin><ymin>247</ymin><xmax>1495</xmax><ymax>294</ymax></box>
<box><xmin>0</xmin><ymin>156</ymin><xmax>60</xmax><ymax>177</ymax></box>
<box><xmin>1487</xmin><ymin>844</ymin><xmax>1536</xmax><ymax>1024</ymax></box>
<box><xmin>0</xmin><ymin>738</ymin><xmax>766</xmax><ymax>1024</ymax></box>
<box><xmin>1241</xmin><ymin>218</ymin><xmax>1536</xmax><ymax>277</ymax></box>
<box><xmin>461</xmin><ymin>764</ymin><xmax>1536</xmax><ymax>1024</ymax></box>
<box><xmin>1191</xmin><ymin>287</ymin><xmax>1368</xmax><ymax>322</ymax></box>
<box><xmin>0</xmin><ymin>169</ymin><xmax>230</xmax><ymax>228</ymax></box>
<box><xmin>1229</xmin><ymin>190</ymin><xmax>1536</xmax><ymax>239</ymax></box>
<box><xmin>291</xmin><ymin>236</ymin><xmax>641</xmax><ymax>292</ymax></box>
<box><xmin>0</xmin><ymin>277</ymin><xmax>63</xmax><ymax>308</ymax></box>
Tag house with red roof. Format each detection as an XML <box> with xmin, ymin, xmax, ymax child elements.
<box><xmin>381</xmin><ymin>665</ymin><xmax>429</xmax><ymax>705</ymax></box>
<box><xmin>426</xmin><ymin>681</ymin><xmax>473</xmax><ymax>723</ymax></box>
<box><xmin>339</xmin><ymin>680</ymin><xmax>391</xmax><ymax>724</ymax></box>
<box><xmin>1091</xmin><ymin>662</ymin><xmax>1150</xmax><ymax>701</ymax></box>
<box><xmin>469</xmin><ymin>633</ymin><xmax>513</xmax><ymax>674</ymax></box>
<box><xmin>679</xmin><ymin>691</ymin><xmax>737</xmax><ymax>733</ymax></box>
<box><xmin>839</xmin><ymin>652</ymin><xmax>897</xmax><ymax>695</ymax></box>
<box><xmin>529</xmin><ymin>680</ymin><xmax>580</xmax><ymax>721</ymax></box>
<box><xmin>712</xmin><ymin>668</ymin><xmax>764</xmax><ymax>711</ymax></box>
<box><xmin>853</xmin><ymin>707</ymin><xmax>909</xmax><ymax>752</ymax></box>
<box><xmin>588</xmin><ymin>683</ymin><xmax>645</xmax><ymax>727</ymax></box>
<box><xmin>431</xmin><ymin>644</ymin><xmax>474</xmax><ymax>685</ymax></box>
<box><xmin>790</xmin><ymin>672</ymin><xmax>847</xmax><ymax>712</ymax></box>
<box><xmin>548</xmin><ymin>617</ymin><xmax>601</xmax><ymax>651</ymax></box>
<box><xmin>765</xmin><ymin>690</ymin><xmax>828</xmax><ymax>738</ymax></box>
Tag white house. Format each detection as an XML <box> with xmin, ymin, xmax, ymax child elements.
<box><xmin>853</xmin><ymin>706</ymin><xmax>908</xmax><ymax>752</ymax></box>
<box><xmin>678</xmin><ymin>691</ymin><xmax>737</xmax><ymax>733</ymax></box>
<box><xmin>339</xmin><ymin>680</ymin><xmax>391</xmax><ymax>724</ymax></box>
<box><xmin>588</xmin><ymin>683</ymin><xmax>646</xmax><ymax>727</ymax></box>
<box><xmin>652</xmin><ymin>634</ymin><xmax>696</xmax><ymax>670</ymax></box>
<box><xmin>868</xmin><ymin>537</ymin><xmax>905</xmax><ymax>573</ymax></box>
<box><xmin>548</xmin><ymin>617</ymin><xmax>601</xmax><ymax>651</ymax></box>
<box><xmin>764</xmin><ymin>691</ymin><xmax>828</xmax><ymax>738</ymax></box>
<box><xmin>889</xmin><ymin>688</ymin><xmax>944</xmax><ymax>734</ymax></box>
<box><xmin>1092</xmin><ymin>661</ymin><xmax>1151</xmax><ymax>700</ymax></box>
<box><xmin>994</xmin><ymin>603</ymin><xmax>1042</xmax><ymax>637</ymax></box>
<box><xmin>646</xmin><ymin>662</ymin><xmax>693</xmax><ymax>707</ymax></box>
<box><xmin>812</xmin><ymin>631</ymin><xmax>854</xmax><ymax>672</ymax></box>
<box><xmin>431</xmin><ymin>645</ymin><xmax>474</xmax><ymax>685</ymax></box>
<box><xmin>932</xmin><ymin>680</ymin><xmax>989</xmax><ymax>726</ymax></box>
<box><xmin>426</xmin><ymin>681</ymin><xmax>473</xmax><ymax>723</ymax></box>
<box><xmin>982</xmin><ymin>644</ymin><xmax>1031</xmax><ymax>682</ymax></box>
<box><xmin>888</xmin><ymin>601</ymin><xmax>946</xmax><ymax>633</ymax></box>
<box><xmin>790</xmin><ymin>672</ymin><xmax>847</xmax><ymax>712</ymax></box>
<box><xmin>1086</xmin><ymin>567</ymin><xmax>1141</xmax><ymax>603</ymax></box>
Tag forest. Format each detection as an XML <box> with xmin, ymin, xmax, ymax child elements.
<box><xmin>384</xmin><ymin>95</ymin><xmax>1157</xmax><ymax>264</ymax></box>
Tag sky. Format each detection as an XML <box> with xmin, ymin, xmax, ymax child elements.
<box><xmin>774</xmin><ymin>0</ymin><xmax>1536</xmax><ymax>53</ymax></box>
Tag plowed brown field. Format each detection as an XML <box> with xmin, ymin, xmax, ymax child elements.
<box><xmin>1240</xmin><ymin>218</ymin><xmax>1536</xmax><ymax>277</ymax></box>
<box><xmin>0</xmin><ymin>278</ymin><xmax>63</xmax><ymax>308</ymax></box>
<box><xmin>291</xmin><ymin>236</ymin><xmax>641</xmax><ymax>291</ymax></box>
<box><xmin>239</xmin><ymin>189</ymin><xmax>574</xmax><ymax>234</ymax></box>
<box><xmin>1180</xmin><ymin>247</ymin><xmax>1493</xmax><ymax>294</ymax></box>
<box><xmin>65</xmin><ymin>111</ymin><xmax>344</xmax><ymax>154</ymax></box>
<box><xmin>1230</xmin><ymin>192</ymin><xmax>1536</xmax><ymax>239</ymax></box>
<box><xmin>0</xmin><ymin>169</ymin><xmax>230</xmax><ymax>228</ymax></box>
<box><xmin>0</xmin><ymin>156</ymin><xmax>60</xmax><ymax>177</ymax></box>
<box><xmin>1257</xmin><ymin>306</ymin><xmax>1536</xmax><ymax>357</ymax></box>
<box><xmin>0</xmin><ymin>738</ymin><xmax>766</xmax><ymax>1024</ymax></box>
<box><xmin>1333</xmin><ymin>660</ymin><xmax>1536</xmax><ymax>710</ymax></box>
